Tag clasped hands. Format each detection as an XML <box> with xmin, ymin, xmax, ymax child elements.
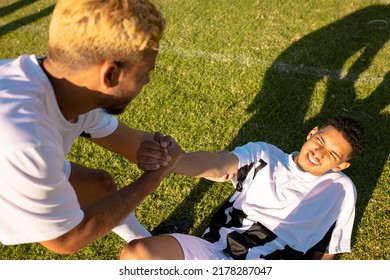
<box><xmin>137</xmin><ymin>134</ymin><xmax>234</xmax><ymax>182</ymax></box>
<box><xmin>137</xmin><ymin>132</ymin><xmax>182</xmax><ymax>172</ymax></box>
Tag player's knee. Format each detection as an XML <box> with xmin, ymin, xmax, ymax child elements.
<box><xmin>96</xmin><ymin>169</ymin><xmax>116</xmax><ymax>196</ymax></box>
<box><xmin>120</xmin><ymin>239</ymin><xmax>151</xmax><ymax>260</ymax></box>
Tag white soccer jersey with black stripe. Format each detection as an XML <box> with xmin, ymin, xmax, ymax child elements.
<box><xmin>202</xmin><ymin>142</ymin><xmax>357</xmax><ymax>259</ymax></box>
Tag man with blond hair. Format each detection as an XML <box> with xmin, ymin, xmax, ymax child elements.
<box><xmin>0</xmin><ymin>0</ymin><xmax>181</xmax><ymax>257</ymax></box>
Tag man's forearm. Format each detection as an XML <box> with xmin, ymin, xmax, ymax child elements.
<box><xmin>40</xmin><ymin>168</ymin><xmax>169</xmax><ymax>254</ymax></box>
<box><xmin>91</xmin><ymin>122</ymin><xmax>155</xmax><ymax>164</ymax></box>
<box><xmin>174</xmin><ymin>151</ymin><xmax>238</xmax><ymax>179</ymax></box>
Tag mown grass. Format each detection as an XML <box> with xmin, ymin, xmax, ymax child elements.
<box><xmin>0</xmin><ymin>0</ymin><xmax>389</xmax><ymax>260</ymax></box>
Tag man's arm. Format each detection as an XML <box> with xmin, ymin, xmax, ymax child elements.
<box><xmin>40</xmin><ymin>140</ymin><xmax>182</xmax><ymax>255</ymax></box>
<box><xmin>136</xmin><ymin>134</ymin><xmax>239</xmax><ymax>178</ymax></box>
<box><xmin>175</xmin><ymin>150</ymin><xmax>239</xmax><ymax>179</ymax></box>
<box><xmin>90</xmin><ymin>121</ymin><xmax>170</xmax><ymax>166</ymax></box>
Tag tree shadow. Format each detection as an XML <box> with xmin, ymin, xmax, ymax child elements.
<box><xmin>154</xmin><ymin>4</ymin><xmax>390</xmax><ymax>250</ymax></box>
<box><xmin>0</xmin><ymin>2</ymin><xmax>54</xmax><ymax>38</ymax></box>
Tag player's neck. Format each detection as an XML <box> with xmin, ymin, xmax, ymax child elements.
<box><xmin>40</xmin><ymin>59</ymin><xmax>98</xmax><ymax>121</ymax></box>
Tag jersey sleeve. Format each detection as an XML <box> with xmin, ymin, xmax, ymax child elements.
<box><xmin>0</xmin><ymin>144</ymin><xmax>84</xmax><ymax>245</ymax></box>
<box><xmin>231</xmin><ymin>142</ymin><xmax>268</xmax><ymax>169</ymax></box>
<box><xmin>306</xmin><ymin>222</ymin><xmax>335</xmax><ymax>254</ymax></box>
<box><xmin>326</xmin><ymin>180</ymin><xmax>357</xmax><ymax>254</ymax></box>
<box><xmin>307</xmin><ymin>177</ymin><xmax>357</xmax><ymax>255</ymax></box>
<box><xmin>79</xmin><ymin>109</ymin><xmax>118</xmax><ymax>138</ymax></box>
<box><xmin>230</xmin><ymin>142</ymin><xmax>269</xmax><ymax>191</ymax></box>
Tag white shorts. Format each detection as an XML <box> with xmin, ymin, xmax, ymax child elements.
<box><xmin>170</xmin><ymin>233</ymin><xmax>233</xmax><ymax>260</ymax></box>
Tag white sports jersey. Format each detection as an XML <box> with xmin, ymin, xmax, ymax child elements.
<box><xmin>201</xmin><ymin>142</ymin><xmax>357</xmax><ymax>259</ymax></box>
<box><xmin>0</xmin><ymin>55</ymin><xmax>118</xmax><ymax>245</ymax></box>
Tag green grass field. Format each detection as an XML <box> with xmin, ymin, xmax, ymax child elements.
<box><xmin>0</xmin><ymin>0</ymin><xmax>389</xmax><ymax>260</ymax></box>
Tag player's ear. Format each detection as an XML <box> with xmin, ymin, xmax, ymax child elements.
<box><xmin>306</xmin><ymin>126</ymin><xmax>319</xmax><ymax>140</ymax></box>
<box><xmin>332</xmin><ymin>161</ymin><xmax>350</xmax><ymax>172</ymax></box>
<box><xmin>100</xmin><ymin>61</ymin><xmax>120</xmax><ymax>89</ymax></box>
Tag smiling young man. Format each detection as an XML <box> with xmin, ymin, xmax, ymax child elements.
<box><xmin>0</xmin><ymin>0</ymin><xmax>182</xmax><ymax>257</ymax></box>
<box><xmin>294</xmin><ymin>124</ymin><xmax>352</xmax><ymax>176</ymax></box>
<box><xmin>122</xmin><ymin>116</ymin><xmax>365</xmax><ymax>260</ymax></box>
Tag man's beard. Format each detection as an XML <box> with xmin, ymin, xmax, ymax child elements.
<box><xmin>99</xmin><ymin>88</ymin><xmax>133</xmax><ymax>115</ymax></box>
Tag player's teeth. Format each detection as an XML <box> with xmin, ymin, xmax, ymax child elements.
<box><xmin>309</xmin><ymin>154</ymin><xmax>317</xmax><ymax>165</ymax></box>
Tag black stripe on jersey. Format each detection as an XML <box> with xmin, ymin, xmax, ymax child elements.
<box><xmin>235</xmin><ymin>159</ymin><xmax>268</xmax><ymax>191</ymax></box>
<box><xmin>253</xmin><ymin>159</ymin><xmax>267</xmax><ymax>179</ymax></box>
<box><xmin>235</xmin><ymin>163</ymin><xmax>254</xmax><ymax>192</ymax></box>
<box><xmin>202</xmin><ymin>205</ymin><xmax>247</xmax><ymax>244</ymax></box>
<box><xmin>202</xmin><ymin>200</ymin><xmax>234</xmax><ymax>243</ymax></box>
<box><xmin>80</xmin><ymin>131</ymin><xmax>92</xmax><ymax>138</ymax></box>
<box><xmin>223</xmin><ymin>222</ymin><xmax>277</xmax><ymax>260</ymax></box>
<box><xmin>261</xmin><ymin>245</ymin><xmax>304</xmax><ymax>260</ymax></box>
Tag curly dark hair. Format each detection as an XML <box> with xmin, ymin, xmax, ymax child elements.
<box><xmin>321</xmin><ymin>116</ymin><xmax>365</xmax><ymax>158</ymax></box>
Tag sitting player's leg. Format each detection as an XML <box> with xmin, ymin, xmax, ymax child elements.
<box><xmin>68</xmin><ymin>161</ymin><xmax>151</xmax><ymax>241</ymax></box>
<box><xmin>120</xmin><ymin>235</ymin><xmax>185</xmax><ymax>260</ymax></box>
<box><xmin>68</xmin><ymin>161</ymin><xmax>116</xmax><ymax>206</ymax></box>
<box><xmin>120</xmin><ymin>233</ymin><xmax>232</xmax><ymax>260</ymax></box>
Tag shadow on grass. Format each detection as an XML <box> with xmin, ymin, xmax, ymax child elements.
<box><xmin>0</xmin><ymin>0</ymin><xmax>38</xmax><ymax>18</ymax></box>
<box><xmin>0</xmin><ymin>2</ymin><xmax>54</xmax><ymax>37</ymax></box>
<box><xmin>154</xmin><ymin>4</ymin><xmax>390</xmax><ymax>255</ymax></box>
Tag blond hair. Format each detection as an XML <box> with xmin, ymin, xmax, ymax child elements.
<box><xmin>47</xmin><ymin>0</ymin><xmax>165</xmax><ymax>70</ymax></box>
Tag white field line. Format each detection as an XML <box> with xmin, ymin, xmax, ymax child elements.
<box><xmin>161</xmin><ymin>47</ymin><xmax>387</xmax><ymax>86</ymax></box>
<box><xmin>2</xmin><ymin>21</ymin><xmax>387</xmax><ymax>87</ymax></box>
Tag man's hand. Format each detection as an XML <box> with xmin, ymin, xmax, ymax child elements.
<box><xmin>162</xmin><ymin>136</ymin><xmax>182</xmax><ymax>173</ymax></box>
<box><xmin>137</xmin><ymin>132</ymin><xmax>179</xmax><ymax>171</ymax></box>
